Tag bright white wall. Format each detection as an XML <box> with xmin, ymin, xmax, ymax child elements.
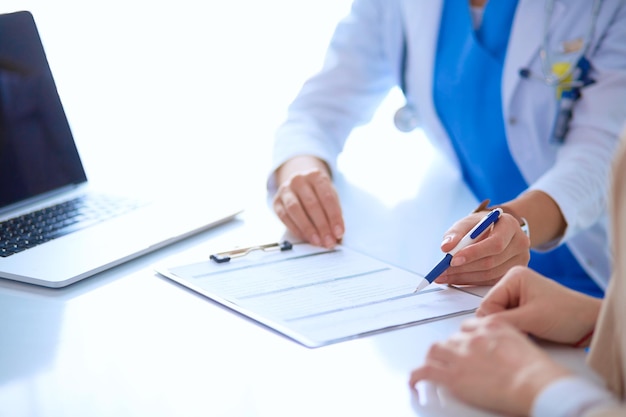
<box><xmin>1</xmin><ymin>1</ymin><xmax>432</xmax><ymax>209</ymax></box>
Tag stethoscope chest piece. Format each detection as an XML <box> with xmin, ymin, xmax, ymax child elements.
<box><xmin>394</xmin><ymin>104</ymin><xmax>420</xmax><ymax>132</ymax></box>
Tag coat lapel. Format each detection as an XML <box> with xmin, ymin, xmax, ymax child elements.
<box><xmin>402</xmin><ymin>0</ymin><xmax>456</xmax><ymax>161</ymax></box>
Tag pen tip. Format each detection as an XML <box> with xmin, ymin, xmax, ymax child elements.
<box><xmin>413</xmin><ymin>279</ymin><xmax>430</xmax><ymax>293</ymax></box>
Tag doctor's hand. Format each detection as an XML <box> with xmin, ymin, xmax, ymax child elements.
<box><xmin>434</xmin><ymin>211</ymin><xmax>530</xmax><ymax>286</ymax></box>
<box><xmin>272</xmin><ymin>156</ymin><xmax>344</xmax><ymax>248</ymax></box>
<box><xmin>476</xmin><ymin>266</ymin><xmax>601</xmax><ymax>346</ymax></box>
<box><xmin>408</xmin><ymin>316</ymin><xmax>572</xmax><ymax>417</ymax></box>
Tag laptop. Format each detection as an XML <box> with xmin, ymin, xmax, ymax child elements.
<box><xmin>0</xmin><ymin>11</ymin><xmax>243</xmax><ymax>288</ymax></box>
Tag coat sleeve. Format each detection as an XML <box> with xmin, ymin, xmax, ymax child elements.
<box><xmin>529</xmin><ymin>1</ymin><xmax>626</xmax><ymax>245</ymax></box>
<box><xmin>269</xmin><ymin>0</ymin><xmax>403</xmax><ymax>191</ymax></box>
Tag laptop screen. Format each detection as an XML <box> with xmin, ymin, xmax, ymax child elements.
<box><xmin>0</xmin><ymin>11</ymin><xmax>87</xmax><ymax>209</ymax></box>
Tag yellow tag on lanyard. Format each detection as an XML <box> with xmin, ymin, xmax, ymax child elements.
<box><xmin>552</xmin><ymin>62</ymin><xmax>573</xmax><ymax>99</ymax></box>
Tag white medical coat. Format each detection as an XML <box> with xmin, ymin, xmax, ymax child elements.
<box><xmin>271</xmin><ymin>0</ymin><xmax>626</xmax><ymax>288</ymax></box>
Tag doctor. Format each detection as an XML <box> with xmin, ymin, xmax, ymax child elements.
<box><xmin>269</xmin><ymin>0</ymin><xmax>626</xmax><ymax>296</ymax></box>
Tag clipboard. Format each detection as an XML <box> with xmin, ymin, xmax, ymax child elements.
<box><xmin>154</xmin><ymin>241</ymin><xmax>482</xmax><ymax>348</ymax></box>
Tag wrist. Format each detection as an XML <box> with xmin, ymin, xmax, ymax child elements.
<box><xmin>473</xmin><ymin>192</ymin><xmax>567</xmax><ymax>247</ymax></box>
<box><xmin>516</xmin><ymin>362</ymin><xmax>573</xmax><ymax>414</ymax></box>
<box><xmin>276</xmin><ymin>156</ymin><xmax>330</xmax><ymax>185</ymax></box>
<box><xmin>572</xmin><ymin>329</ymin><xmax>594</xmax><ymax>348</ymax></box>
<box><xmin>571</xmin><ymin>295</ymin><xmax>602</xmax><ymax>347</ymax></box>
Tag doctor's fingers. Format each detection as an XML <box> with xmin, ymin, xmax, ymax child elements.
<box><xmin>273</xmin><ymin>178</ymin><xmax>340</xmax><ymax>248</ymax></box>
<box><xmin>440</xmin><ymin>213</ymin><xmax>487</xmax><ymax>252</ymax></box>
<box><xmin>303</xmin><ymin>169</ymin><xmax>344</xmax><ymax>241</ymax></box>
<box><xmin>435</xmin><ymin>218</ymin><xmax>527</xmax><ymax>284</ymax></box>
<box><xmin>441</xmin><ymin>212</ymin><xmax>524</xmax><ymax>252</ymax></box>
<box><xmin>272</xmin><ymin>192</ymin><xmax>307</xmax><ymax>243</ymax></box>
<box><xmin>437</xmin><ymin>242</ymin><xmax>530</xmax><ymax>285</ymax></box>
<box><xmin>438</xmin><ymin>250</ymin><xmax>529</xmax><ymax>286</ymax></box>
<box><xmin>448</xmin><ymin>215</ymin><xmax>529</xmax><ymax>268</ymax></box>
<box><xmin>291</xmin><ymin>172</ymin><xmax>344</xmax><ymax>247</ymax></box>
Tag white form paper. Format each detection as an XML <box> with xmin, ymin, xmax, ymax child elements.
<box><xmin>155</xmin><ymin>243</ymin><xmax>482</xmax><ymax>347</ymax></box>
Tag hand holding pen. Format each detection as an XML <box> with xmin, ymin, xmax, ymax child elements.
<box><xmin>415</xmin><ymin>208</ymin><xmax>503</xmax><ymax>292</ymax></box>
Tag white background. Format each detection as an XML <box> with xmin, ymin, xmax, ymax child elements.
<box><xmin>1</xmin><ymin>0</ymin><xmax>434</xmax><ymax>210</ymax></box>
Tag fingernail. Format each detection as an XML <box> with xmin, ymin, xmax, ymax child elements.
<box><xmin>451</xmin><ymin>256</ymin><xmax>465</xmax><ymax>266</ymax></box>
<box><xmin>311</xmin><ymin>234</ymin><xmax>321</xmax><ymax>246</ymax></box>
<box><xmin>324</xmin><ymin>235</ymin><xmax>336</xmax><ymax>248</ymax></box>
<box><xmin>334</xmin><ymin>225</ymin><xmax>344</xmax><ymax>239</ymax></box>
<box><xmin>441</xmin><ymin>235</ymin><xmax>453</xmax><ymax>247</ymax></box>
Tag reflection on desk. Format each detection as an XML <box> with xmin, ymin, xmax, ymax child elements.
<box><xmin>0</xmin><ymin>286</ymin><xmax>64</xmax><ymax>386</ymax></box>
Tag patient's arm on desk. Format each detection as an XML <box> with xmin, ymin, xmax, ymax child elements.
<box><xmin>409</xmin><ymin>265</ymin><xmax>605</xmax><ymax>416</ymax></box>
<box><xmin>409</xmin><ymin>316</ymin><xmax>572</xmax><ymax>417</ymax></box>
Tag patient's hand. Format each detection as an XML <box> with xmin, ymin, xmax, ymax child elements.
<box><xmin>477</xmin><ymin>265</ymin><xmax>601</xmax><ymax>346</ymax></box>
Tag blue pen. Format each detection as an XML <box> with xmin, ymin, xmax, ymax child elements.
<box><xmin>414</xmin><ymin>208</ymin><xmax>503</xmax><ymax>293</ymax></box>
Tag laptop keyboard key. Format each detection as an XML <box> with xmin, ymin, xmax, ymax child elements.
<box><xmin>0</xmin><ymin>194</ymin><xmax>141</xmax><ymax>257</ymax></box>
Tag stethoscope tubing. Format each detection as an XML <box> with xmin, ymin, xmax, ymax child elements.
<box><xmin>540</xmin><ymin>0</ymin><xmax>602</xmax><ymax>87</ymax></box>
<box><xmin>394</xmin><ymin>0</ymin><xmax>603</xmax><ymax>132</ymax></box>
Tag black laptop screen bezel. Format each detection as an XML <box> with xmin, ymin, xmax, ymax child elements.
<box><xmin>0</xmin><ymin>11</ymin><xmax>87</xmax><ymax>210</ymax></box>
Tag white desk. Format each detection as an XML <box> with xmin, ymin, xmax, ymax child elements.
<box><xmin>0</xmin><ymin>147</ymin><xmax>597</xmax><ymax>417</ymax></box>
<box><xmin>0</xmin><ymin>2</ymin><xmax>597</xmax><ymax>416</ymax></box>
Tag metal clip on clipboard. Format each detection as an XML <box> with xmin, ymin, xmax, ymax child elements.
<box><xmin>210</xmin><ymin>240</ymin><xmax>293</xmax><ymax>263</ymax></box>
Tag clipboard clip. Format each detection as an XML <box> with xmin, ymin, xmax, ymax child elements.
<box><xmin>210</xmin><ymin>240</ymin><xmax>293</xmax><ymax>263</ymax></box>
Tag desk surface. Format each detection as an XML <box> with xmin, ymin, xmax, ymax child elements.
<box><xmin>0</xmin><ymin>149</ymin><xmax>595</xmax><ymax>417</ymax></box>
<box><xmin>0</xmin><ymin>2</ymin><xmax>596</xmax><ymax>416</ymax></box>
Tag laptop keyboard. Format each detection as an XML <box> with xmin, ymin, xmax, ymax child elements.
<box><xmin>0</xmin><ymin>194</ymin><xmax>142</xmax><ymax>257</ymax></box>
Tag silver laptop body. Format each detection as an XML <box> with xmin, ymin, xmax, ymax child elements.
<box><xmin>0</xmin><ymin>11</ymin><xmax>242</xmax><ymax>288</ymax></box>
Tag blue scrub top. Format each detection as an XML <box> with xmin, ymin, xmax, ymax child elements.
<box><xmin>433</xmin><ymin>0</ymin><xmax>603</xmax><ymax>297</ymax></box>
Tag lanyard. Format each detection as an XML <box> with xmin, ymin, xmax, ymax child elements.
<box><xmin>540</xmin><ymin>0</ymin><xmax>602</xmax><ymax>87</ymax></box>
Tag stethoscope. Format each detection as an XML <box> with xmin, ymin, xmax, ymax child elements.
<box><xmin>394</xmin><ymin>0</ymin><xmax>603</xmax><ymax>135</ymax></box>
